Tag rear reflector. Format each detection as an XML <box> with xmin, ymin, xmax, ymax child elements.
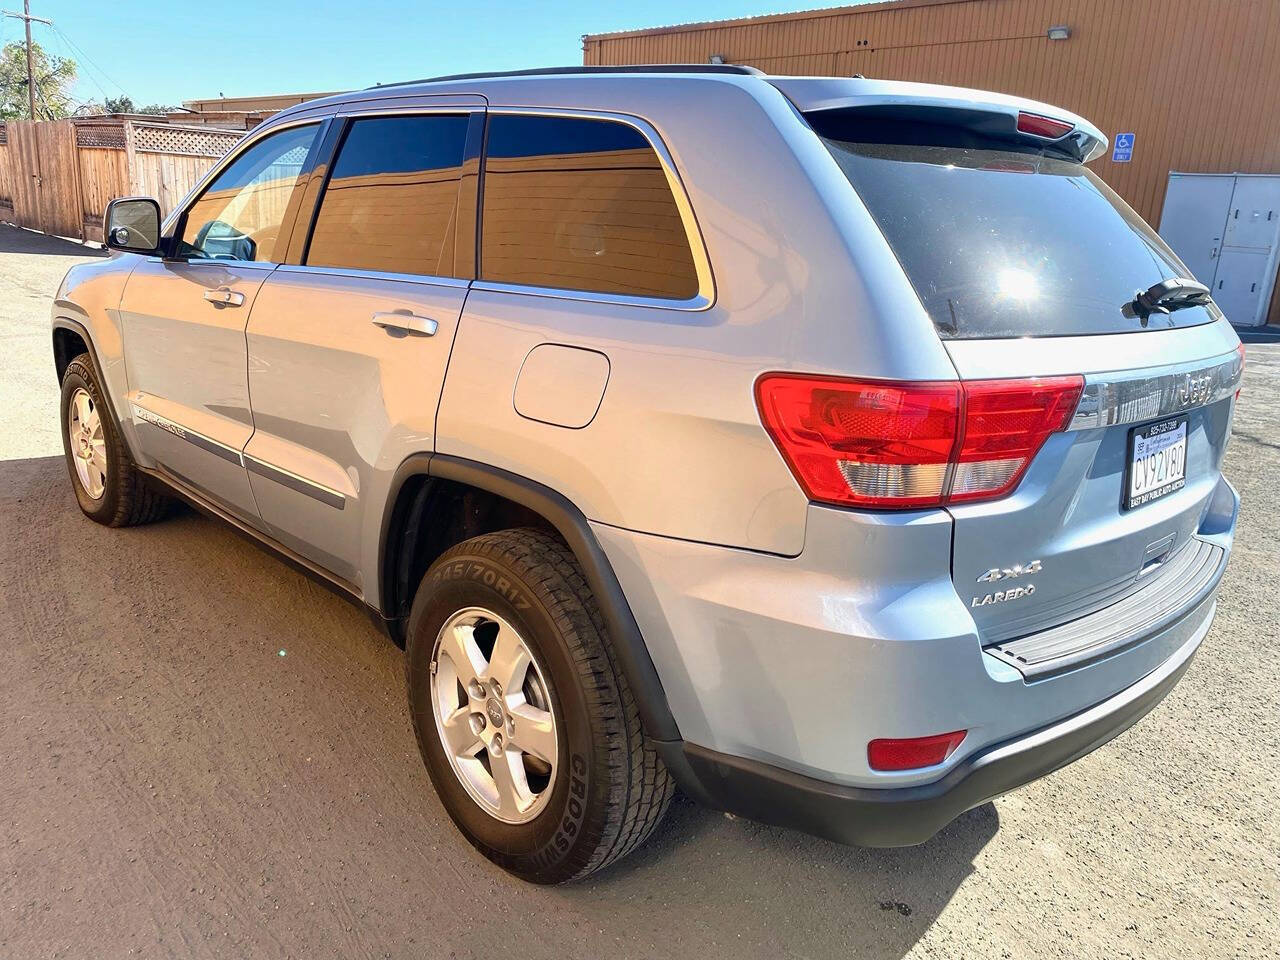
<box><xmin>868</xmin><ymin>730</ymin><xmax>967</xmax><ymax>771</ymax></box>
<box><xmin>1016</xmin><ymin>110</ymin><xmax>1074</xmax><ymax>139</ymax></box>
<box><xmin>755</xmin><ymin>374</ymin><xmax>1083</xmax><ymax>509</ymax></box>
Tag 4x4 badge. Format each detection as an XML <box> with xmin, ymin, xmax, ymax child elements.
<box><xmin>976</xmin><ymin>560</ymin><xmax>1042</xmax><ymax>583</ymax></box>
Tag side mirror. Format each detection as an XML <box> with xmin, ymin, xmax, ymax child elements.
<box><xmin>104</xmin><ymin>197</ymin><xmax>162</xmax><ymax>254</ymax></box>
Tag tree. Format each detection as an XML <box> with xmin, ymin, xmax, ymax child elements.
<box><xmin>0</xmin><ymin>40</ymin><xmax>76</xmax><ymax>120</ymax></box>
<box><xmin>99</xmin><ymin>97</ymin><xmax>175</xmax><ymax>116</ymax></box>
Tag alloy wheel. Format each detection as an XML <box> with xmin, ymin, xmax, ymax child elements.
<box><xmin>67</xmin><ymin>387</ymin><xmax>107</xmax><ymax>500</ymax></box>
<box><xmin>430</xmin><ymin>607</ymin><xmax>560</xmax><ymax>824</ymax></box>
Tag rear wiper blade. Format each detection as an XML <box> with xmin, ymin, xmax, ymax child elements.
<box><xmin>1127</xmin><ymin>277</ymin><xmax>1211</xmax><ymax>321</ymax></box>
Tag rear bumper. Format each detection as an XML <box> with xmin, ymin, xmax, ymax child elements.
<box><xmin>596</xmin><ymin>475</ymin><xmax>1237</xmax><ymax>787</ymax></box>
<box><xmin>659</xmin><ymin>612</ymin><xmax>1206</xmax><ymax>846</ymax></box>
<box><xmin>599</xmin><ymin>473</ymin><xmax>1237</xmax><ymax>843</ymax></box>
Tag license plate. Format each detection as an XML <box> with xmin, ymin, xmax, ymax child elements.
<box><xmin>1125</xmin><ymin>416</ymin><xmax>1188</xmax><ymax>510</ymax></box>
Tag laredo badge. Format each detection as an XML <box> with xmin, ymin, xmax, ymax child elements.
<box><xmin>972</xmin><ymin>560</ymin><xmax>1041</xmax><ymax>607</ymax></box>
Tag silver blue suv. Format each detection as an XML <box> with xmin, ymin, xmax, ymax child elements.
<box><xmin>51</xmin><ymin>65</ymin><xmax>1241</xmax><ymax>882</ymax></box>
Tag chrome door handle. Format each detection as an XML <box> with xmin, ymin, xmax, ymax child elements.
<box><xmin>203</xmin><ymin>288</ymin><xmax>245</xmax><ymax>307</ymax></box>
<box><xmin>371</xmin><ymin>311</ymin><xmax>438</xmax><ymax>336</ymax></box>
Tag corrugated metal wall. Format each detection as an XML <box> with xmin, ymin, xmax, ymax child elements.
<box><xmin>584</xmin><ymin>0</ymin><xmax>1280</xmax><ymax>324</ymax></box>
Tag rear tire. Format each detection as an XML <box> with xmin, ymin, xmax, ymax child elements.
<box><xmin>59</xmin><ymin>354</ymin><xmax>172</xmax><ymax>527</ymax></box>
<box><xmin>405</xmin><ymin>527</ymin><xmax>674</xmax><ymax>883</ymax></box>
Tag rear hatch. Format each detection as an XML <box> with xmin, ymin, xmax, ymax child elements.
<box><xmin>802</xmin><ymin>92</ymin><xmax>1241</xmax><ymax>643</ymax></box>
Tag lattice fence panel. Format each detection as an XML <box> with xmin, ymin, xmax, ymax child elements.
<box><xmin>73</xmin><ymin>122</ymin><xmax>126</xmax><ymax>149</ymax></box>
<box><xmin>133</xmin><ymin>123</ymin><xmax>244</xmax><ymax>158</ymax></box>
<box><xmin>0</xmin><ymin>123</ymin><xmax>7</xmax><ymax>146</ymax></box>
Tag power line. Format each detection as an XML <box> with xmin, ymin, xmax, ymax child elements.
<box><xmin>42</xmin><ymin>18</ymin><xmax>110</xmax><ymax>106</ymax></box>
<box><xmin>49</xmin><ymin>20</ymin><xmax>129</xmax><ymax>100</ymax></box>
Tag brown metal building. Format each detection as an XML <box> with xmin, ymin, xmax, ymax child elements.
<box><xmin>583</xmin><ymin>0</ymin><xmax>1280</xmax><ymax>326</ymax></box>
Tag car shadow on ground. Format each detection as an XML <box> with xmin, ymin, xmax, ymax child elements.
<box><xmin>0</xmin><ymin>223</ymin><xmax>106</xmax><ymax>257</ymax></box>
<box><xmin>3</xmin><ymin>452</ymin><xmax>995</xmax><ymax>959</ymax></box>
<box><xmin>582</xmin><ymin>793</ymin><xmax>999</xmax><ymax>957</ymax></box>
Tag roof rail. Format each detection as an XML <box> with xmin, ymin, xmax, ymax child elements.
<box><xmin>365</xmin><ymin>63</ymin><xmax>764</xmax><ymax>91</ymax></box>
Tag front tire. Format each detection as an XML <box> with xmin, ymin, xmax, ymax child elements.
<box><xmin>405</xmin><ymin>528</ymin><xmax>674</xmax><ymax>883</ymax></box>
<box><xmin>59</xmin><ymin>354</ymin><xmax>171</xmax><ymax>526</ymax></box>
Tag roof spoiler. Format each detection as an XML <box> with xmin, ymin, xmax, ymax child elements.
<box><xmin>769</xmin><ymin>77</ymin><xmax>1108</xmax><ymax>163</ymax></box>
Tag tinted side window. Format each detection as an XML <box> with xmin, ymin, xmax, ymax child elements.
<box><xmin>179</xmin><ymin>124</ymin><xmax>319</xmax><ymax>263</ymax></box>
<box><xmin>481</xmin><ymin>114</ymin><xmax>700</xmax><ymax>300</ymax></box>
<box><xmin>306</xmin><ymin>114</ymin><xmax>471</xmax><ymax>277</ymax></box>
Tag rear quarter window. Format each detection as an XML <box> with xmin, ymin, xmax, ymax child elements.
<box><xmin>480</xmin><ymin>114</ymin><xmax>700</xmax><ymax>301</ymax></box>
<box><xmin>822</xmin><ymin>139</ymin><xmax>1218</xmax><ymax>339</ymax></box>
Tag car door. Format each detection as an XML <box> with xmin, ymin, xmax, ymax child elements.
<box><xmin>242</xmin><ymin>101</ymin><xmax>483</xmax><ymax>589</ymax></box>
<box><xmin>120</xmin><ymin>120</ymin><xmax>325</xmax><ymax>523</ymax></box>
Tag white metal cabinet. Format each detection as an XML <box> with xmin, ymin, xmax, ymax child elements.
<box><xmin>1160</xmin><ymin>173</ymin><xmax>1280</xmax><ymax>327</ymax></box>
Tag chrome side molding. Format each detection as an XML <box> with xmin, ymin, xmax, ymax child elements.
<box><xmin>1067</xmin><ymin>349</ymin><xmax>1243</xmax><ymax>431</ymax></box>
<box><xmin>132</xmin><ymin>404</ymin><xmax>243</xmax><ymax>465</ymax></box>
<box><xmin>131</xmin><ymin>402</ymin><xmax>346</xmax><ymax>509</ymax></box>
<box><xmin>245</xmin><ymin>456</ymin><xmax>346</xmax><ymax>510</ymax></box>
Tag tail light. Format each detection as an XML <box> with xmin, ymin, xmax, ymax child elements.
<box><xmin>755</xmin><ymin>374</ymin><xmax>1083</xmax><ymax>509</ymax></box>
<box><xmin>868</xmin><ymin>730</ymin><xmax>967</xmax><ymax>771</ymax></box>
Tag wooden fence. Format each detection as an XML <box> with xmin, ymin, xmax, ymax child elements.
<box><xmin>0</xmin><ymin>118</ymin><xmax>243</xmax><ymax>242</ymax></box>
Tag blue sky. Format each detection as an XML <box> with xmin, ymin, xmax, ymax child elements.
<box><xmin>4</xmin><ymin>1</ymin><xmax>861</xmax><ymax>108</ymax></box>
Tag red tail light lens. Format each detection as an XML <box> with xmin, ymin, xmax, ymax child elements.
<box><xmin>754</xmin><ymin>376</ymin><xmax>960</xmax><ymax>509</ymax></box>
<box><xmin>755</xmin><ymin>374</ymin><xmax>1083</xmax><ymax>509</ymax></box>
<box><xmin>868</xmin><ymin>730</ymin><xmax>967</xmax><ymax>771</ymax></box>
<box><xmin>949</xmin><ymin>377</ymin><xmax>1084</xmax><ymax>503</ymax></box>
<box><xmin>1016</xmin><ymin>110</ymin><xmax>1074</xmax><ymax>139</ymax></box>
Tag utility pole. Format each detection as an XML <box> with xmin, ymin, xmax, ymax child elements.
<box><xmin>3</xmin><ymin>0</ymin><xmax>52</xmax><ymax>235</ymax></box>
<box><xmin>3</xmin><ymin>0</ymin><xmax>53</xmax><ymax>119</ymax></box>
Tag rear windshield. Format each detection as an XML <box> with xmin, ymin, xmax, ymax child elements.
<box><xmin>821</xmin><ymin>139</ymin><xmax>1217</xmax><ymax>339</ymax></box>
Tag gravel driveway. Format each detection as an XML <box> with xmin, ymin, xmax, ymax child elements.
<box><xmin>1</xmin><ymin>223</ymin><xmax>1276</xmax><ymax>959</ymax></box>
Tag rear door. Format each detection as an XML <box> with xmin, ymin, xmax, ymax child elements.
<box><xmin>817</xmin><ymin>128</ymin><xmax>1241</xmax><ymax>642</ymax></box>
<box><xmin>242</xmin><ymin>102</ymin><xmax>483</xmax><ymax>587</ymax></box>
<box><xmin>120</xmin><ymin>121</ymin><xmax>322</xmax><ymax>522</ymax></box>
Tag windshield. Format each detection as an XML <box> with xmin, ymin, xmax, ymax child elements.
<box><xmin>821</xmin><ymin>139</ymin><xmax>1219</xmax><ymax>339</ymax></box>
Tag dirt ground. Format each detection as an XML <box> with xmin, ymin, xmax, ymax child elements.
<box><xmin>1</xmin><ymin>222</ymin><xmax>1277</xmax><ymax>959</ymax></box>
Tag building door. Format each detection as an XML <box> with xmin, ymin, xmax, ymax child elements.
<box><xmin>1160</xmin><ymin>173</ymin><xmax>1280</xmax><ymax>328</ymax></box>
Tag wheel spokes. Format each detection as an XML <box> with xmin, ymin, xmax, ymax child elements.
<box><xmin>508</xmin><ymin>699</ymin><xmax>556</xmax><ymax>765</ymax></box>
<box><xmin>489</xmin><ymin>745</ymin><xmax>534</xmax><ymax>817</ymax></box>
<box><xmin>74</xmin><ymin>391</ymin><xmax>92</xmax><ymax>428</ymax></box>
<box><xmin>440</xmin><ymin>621</ymin><xmax>489</xmax><ymax>681</ymax></box>
<box><xmin>487</xmin><ymin>622</ymin><xmax>531</xmax><ymax>694</ymax></box>
<box><xmin>440</xmin><ymin>705</ymin><xmax>483</xmax><ymax>760</ymax></box>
